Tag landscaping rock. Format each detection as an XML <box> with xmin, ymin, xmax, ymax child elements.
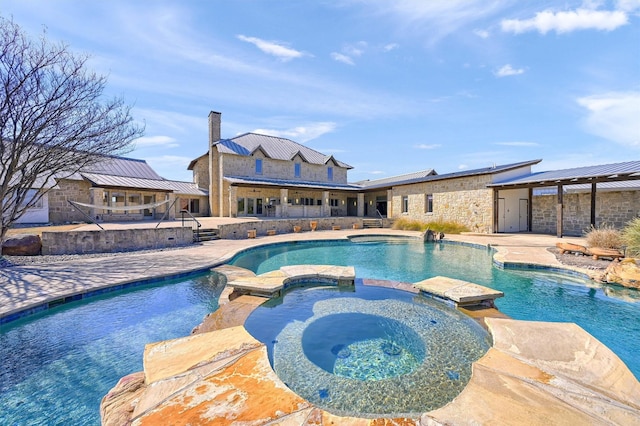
<box><xmin>603</xmin><ymin>258</ymin><xmax>640</xmax><ymax>290</ymax></box>
<box><xmin>1</xmin><ymin>234</ymin><xmax>42</xmax><ymax>256</ymax></box>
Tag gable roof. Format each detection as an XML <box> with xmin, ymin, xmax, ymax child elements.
<box><xmin>214</xmin><ymin>133</ymin><xmax>353</xmax><ymax>169</ymax></box>
<box><xmin>489</xmin><ymin>160</ymin><xmax>640</xmax><ymax>188</ymax></box>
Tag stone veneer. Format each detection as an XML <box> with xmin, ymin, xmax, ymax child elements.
<box><xmin>533</xmin><ymin>190</ymin><xmax>640</xmax><ymax>236</ymax></box>
<box><xmin>41</xmin><ymin>227</ymin><xmax>193</xmax><ymax>255</ymax></box>
<box><xmin>47</xmin><ymin>179</ymin><xmax>93</xmax><ymax>224</ymax></box>
<box><xmin>391</xmin><ymin>174</ymin><xmax>494</xmax><ymax>233</ymax></box>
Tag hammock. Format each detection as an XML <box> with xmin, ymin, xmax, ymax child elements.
<box><xmin>69</xmin><ymin>199</ymin><xmax>170</xmax><ymax>211</ymax></box>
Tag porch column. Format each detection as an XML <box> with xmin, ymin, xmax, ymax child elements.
<box><xmin>556</xmin><ymin>184</ymin><xmax>563</xmax><ymax>238</ymax></box>
<box><xmin>280</xmin><ymin>188</ymin><xmax>289</xmax><ymax>217</ymax></box>
<box><xmin>229</xmin><ymin>185</ymin><xmax>238</xmax><ymax>217</ymax></box>
<box><xmin>357</xmin><ymin>193</ymin><xmax>365</xmax><ymax>217</ymax></box>
<box><xmin>386</xmin><ymin>189</ymin><xmax>393</xmax><ymax>217</ymax></box>
<box><xmin>322</xmin><ymin>191</ymin><xmax>330</xmax><ymax>217</ymax></box>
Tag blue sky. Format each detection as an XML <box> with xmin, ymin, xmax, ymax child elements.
<box><xmin>2</xmin><ymin>0</ymin><xmax>639</xmax><ymax>183</ymax></box>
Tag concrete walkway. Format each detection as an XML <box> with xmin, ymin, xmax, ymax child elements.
<box><xmin>0</xmin><ymin>228</ymin><xmax>589</xmax><ymax>323</ymax></box>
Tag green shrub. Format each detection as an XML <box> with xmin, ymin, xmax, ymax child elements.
<box><xmin>584</xmin><ymin>224</ymin><xmax>622</xmax><ymax>249</ymax></box>
<box><xmin>621</xmin><ymin>217</ymin><xmax>640</xmax><ymax>258</ymax></box>
<box><xmin>392</xmin><ymin>218</ymin><xmax>469</xmax><ymax>234</ymax></box>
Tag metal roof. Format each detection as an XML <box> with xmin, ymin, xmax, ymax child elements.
<box><xmin>224</xmin><ymin>175</ymin><xmax>362</xmax><ymax>191</ymax></box>
<box><xmin>164</xmin><ymin>180</ymin><xmax>208</xmax><ymax>196</ymax></box>
<box><xmin>81</xmin><ymin>173</ymin><xmax>175</xmax><ymax>191</ymax></box>
<box><xmin>355</xmin><ymin>169</ymin><xmax>437</xmax><ymax>190</ymax></box>
<box><xmin>84</xmin><ymin>155</ymin><xmax>164</xmax><ymax>180</ymax></box>
<box><xmin>489</xmin><ymin>160</ymin><xmax>640</xmax><ymax>188</ymax></box>
<box><xmin>533</xmin><ymin>180</ymin><xmax>640</xmax><ymax>195</ymax></box>
<box><xmin>214</xmin><ymin>133</ymin><xmax>353</xmax><ymax>169</ymax></box>
<box><xmin>354</xmin><ymin>160</ymin><xmax>541</xmax><ymax>190</ymax></box>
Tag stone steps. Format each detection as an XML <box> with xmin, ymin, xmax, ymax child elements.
<box><xmin>194</xmin><ymin>228</ymin><xmax>219</xmax><ymax>242</ymax></box>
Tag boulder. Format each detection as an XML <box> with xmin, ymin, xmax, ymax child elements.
<box><xmin>1</xmin><ymin>234</ymin><xmax>42</xmax><ymax>256</ymax></box>
<box><xmin>603</xmin><ymin>258</ymin><xmax>640</xmax><ymax>290</ymax></box>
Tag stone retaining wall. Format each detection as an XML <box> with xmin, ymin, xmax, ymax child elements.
<box><xmin>41</xmin><ymin>227</ymin><xmax>193</xmax><ymax>255</ymax></box>
<box><xmin>217</xmin><ymin>217</ymin><xmax>388</xmax><ymax>239</ymax></box>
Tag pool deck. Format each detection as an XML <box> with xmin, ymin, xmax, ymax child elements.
<box><xmin>2</xmin><ymin>222</ymin><xmax>639</xmax><ymax>425</ymax></box>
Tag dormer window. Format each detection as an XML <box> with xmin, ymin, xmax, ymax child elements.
<box><xmin>327</xmin><ymin>166</ymin><xmax>333</xmax><ymax>181</ymax></box>
<box><xmin>255</xmin><ymin>158</ymin><xmax>263</xmax><ymax>175</ymax></box>
<box><xmin>294</xmin><ymin>163</ymin><xmax>301</xmax><ymax>178</ymax></box>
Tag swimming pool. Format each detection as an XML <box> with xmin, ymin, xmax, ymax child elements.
<box><xmin>0</xmin><ymin>238</ymin><xmax>638</xmax><ymax>424</ymax></box>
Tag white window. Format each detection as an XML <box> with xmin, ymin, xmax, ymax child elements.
<box><xmin>425</xmin><ymin>194</ymin><xmax>433</xmax><ymax>213</ymax></box>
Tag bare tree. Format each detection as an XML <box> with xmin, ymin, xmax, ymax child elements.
<box><xmin>0</xmin><ymin>17</ymin><xmax>144</xmax><ymax>248</ymax></box>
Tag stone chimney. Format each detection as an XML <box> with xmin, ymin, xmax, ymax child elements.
<box><xmin>209</xmin><ymin>111</ymin><xmax>221</xmax><ymax>145</ymax></box>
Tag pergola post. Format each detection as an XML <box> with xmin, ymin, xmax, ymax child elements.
<box><xmin>590</xmin><ymin>182</ymin><xmax>597</xmax><ymax>228</ymax></box>
<box><xmin>556</xmin><ymin>184</ymin><xmax>563</xmax><ymax>238</ymax></box>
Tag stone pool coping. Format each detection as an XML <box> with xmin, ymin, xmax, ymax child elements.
<box><xmin>100</xmin><ymin>269</ymin><xmax>640</xmax><ymax>425</ymax></box>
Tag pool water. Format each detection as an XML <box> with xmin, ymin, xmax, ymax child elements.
<box><xmin>244</xmin><ymin>284</ymin><xmax>491</xmax><ymax>417</ymax></box>
<box><xmin>0</xmin><ymin>273</ymin><xmax>225</xmax><ymax>426</ymax></box>
<box><xmin>0</xmin><ymin>238</ymin><xmax>638</xmax><ymax>424</ymax></box>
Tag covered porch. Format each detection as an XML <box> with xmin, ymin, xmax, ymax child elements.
<box><xmin>225</xmin><ymin>177</ymin><xmax>366</xmax><ymax>218</ymax></box>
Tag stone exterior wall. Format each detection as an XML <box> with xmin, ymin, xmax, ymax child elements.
<box><xmin>48</xmin><ymin>179</ymin><xmax>92</xmax><ymax>224</ymax></box>
<box><xmin>390</xmin><ymin>175</ymin><xmax>494</xmax><ymax>233</ymax></box>
<box><xmin>191</xmin><ymin>156</ymin><xmax>209</xmax><ymax>191</ymax></box>
<box><xmin>41</xmin><ymin>227</ymin><xmax>193</xmax><ymax>255</ymax></box>
<box><xmin>218</xmin><ymin>152</ymin><xmax>349</xmax><ymax>184</ymax></box>
<box><xmin>533</xmin><ymin>190</ymin><xmax>640</xmax><ymax>236</ymax></box>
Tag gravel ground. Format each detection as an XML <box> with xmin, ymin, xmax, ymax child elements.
<box><xmin>0</xmin><ymin>245</ymin><xmax>190</xmax><ymax>268</ymax></box>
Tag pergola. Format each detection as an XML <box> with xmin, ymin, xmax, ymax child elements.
<box><xmin>488</xmin><ymin>161</ymin><xmax>640</xmax><ymax>237</ymax></box>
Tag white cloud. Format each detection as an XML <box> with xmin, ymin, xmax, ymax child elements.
<box><xmin>577</xmin><ymin>91</ymin><xmax>640</xmax><ymax>147</ymax></box>
<box><xmin>331</xmin><ymin>52</ymin><xmax>355</xmax><ymax>65</ymax></box>
<box><xmin>383</xmin><ymin>43</ymin><xmax>399</xmax><ymax>52</ymax></box>
<box><xmin>133</xmin><ymin>135</ymin><xmax>180</xmax><ymax>148</ymax></box>
<box><xmin>354</xmin><ymin>0</ymin><xmax>512</xmax><ymax>45</ymax></box>
<box><xmin>474</xmin><ymin>29</ymin><xmax>490</xmax><ymax>38</ymax></box>
<box><xmin>501</xmin><ymin>8</ymin><xmax>628</xmax><ymax>34</ymax></box>
<box><xmin>414</xmin><ymin>143</ymin><xmax>441</xmax><ymax>149</ymax></box>
<box><xmin>494</xmin><ymin>64</ymin><xmax>525</xmax><ymax>77</ymax></box>
<box><xmin>494</xmin><ymin>141</ymin><xmax>540</xmax><ymax>147</ymax></box>
<box><xmin>458</xmin><ymin>164</ymin><xmax>469</xmax><ymax>170</ymax></box>
<box><xmin>615</xmin><ymin>0</ymin><xmax>640</xmax><ymax>12</ymax></box>
<box><xmin>344</xmin><ymin>41</ymin><xmax>367</xmax><ymax>57</ymax></box>
<box><xmin>252</xmin><ymin>122</ymin><xmax>337</xmax><ymax>143</ymax></box>
<box><xmin>237</xmin><ymin>35</ymin><xmax>307</xmax><ymax>61</ymax></box>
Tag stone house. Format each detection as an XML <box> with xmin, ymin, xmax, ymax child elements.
<box><xmin>188</xmin><ymin>111</ymin><xmax>361</xmax><ymax>218</ymax></box>
<box><xmin>16</xmin><ymin>155</ymin><xmax>208</xmax><ymax>225</ymax></box>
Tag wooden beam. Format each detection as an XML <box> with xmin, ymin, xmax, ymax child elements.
<box><xmin>557</xmin><ymin>184</ymin><xmax>563</xmax><ymax>238</ymax></box>
<box><xmin>590</xmin><ymin>182</ymin><xmax>597</xmax><ymax>228</ymax></box>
